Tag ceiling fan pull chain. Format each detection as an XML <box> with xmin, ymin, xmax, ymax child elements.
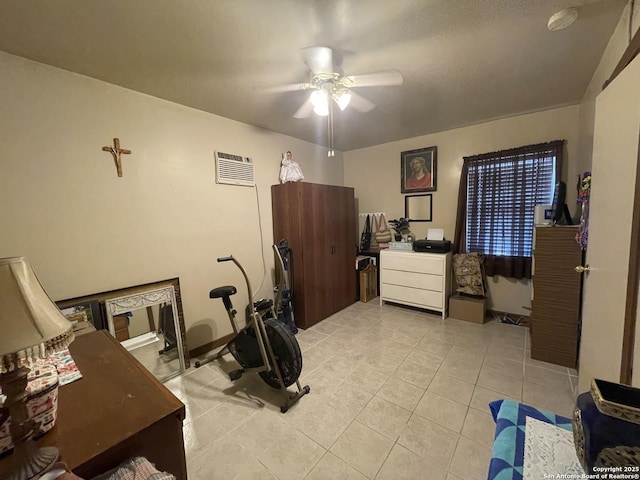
<box><xmin>327</xmin><ymin>103</ymin><xmax>335</xmax><ymax>157</ymax></box>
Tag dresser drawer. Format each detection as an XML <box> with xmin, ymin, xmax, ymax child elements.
<box><xmin>381</xmin><ymin>284</ymin><xmax>443</xmax><ymax>309</ymax></box>
<box><xmin>381</xmin><ymin>251</ymin><xmax>444</xmax><ymax>275</ymax></box>
<box><xmin>381</xmin><ymin>269</ymin><xmax>443</xmax><ymax>292</ymax></box>
<box><xmin>379</xmin><ymin>250</ymin><xmax>451</xmax><ymax>318</ymax></box>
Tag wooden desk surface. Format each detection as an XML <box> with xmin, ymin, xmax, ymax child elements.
<box><xmin>0</xmin><ymin>330</ymin><xmax>186</xmax><ymax>478</ymax></box>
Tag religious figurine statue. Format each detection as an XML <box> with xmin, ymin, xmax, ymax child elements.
<box><xmin>279</xmin><ymin>151</ymin><xmax>304</xmax><ymax>183</ymax></box>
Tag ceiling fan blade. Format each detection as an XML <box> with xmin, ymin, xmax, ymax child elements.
<box><xmin>254</xmin><ymin>82</ymin><xmax>310</xmax><ymax>93</ymax></box>
<box><xmin>302</xmin><ymin>46</ymin><xmax>334</xmax><ymax>74</ymax></box>
<box><xmin>346</xmin><ymin>70</ymin><xmax>404</xmax><ymax>87</ymax></box>
<box><xmin>349</xmin><ymin>91</ymin><xmax>376</xmax><ymax>112</ymax></box>
<box><xmin>293</xmin><ymin>96</ymin><xmax>314</xmax><ymax>119</ymax></box>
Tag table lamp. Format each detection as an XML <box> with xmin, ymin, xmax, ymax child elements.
<box><xmin>0</xmin><ymin>257</ymin><xmax>74</xmax><ymax>480</ymax></box>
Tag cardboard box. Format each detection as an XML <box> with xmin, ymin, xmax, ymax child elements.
<box><xmin>449</xmin><ymin>294</ymin><xmax>487</xmax><ymax>324</ymax></box>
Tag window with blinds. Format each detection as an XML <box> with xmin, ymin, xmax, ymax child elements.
<box><xmin>465</xmin><ymin>142</ymin><xmax>561</xmax><ymax>257</ymax></box>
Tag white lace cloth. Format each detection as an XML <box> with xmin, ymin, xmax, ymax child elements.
<box><xmin>524</xmin><ymin>416</ymin><xmax>584</xmax><ymax>479</ymax></box>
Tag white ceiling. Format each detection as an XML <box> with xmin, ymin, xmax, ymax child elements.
<box><xmin>0</xmin><ymin>0</ymin><xmax>626</xmax><ymax>152</ymax></box>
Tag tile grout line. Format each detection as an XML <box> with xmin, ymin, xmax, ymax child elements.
<box><xmin>184</xmin><ymin>305</ymin><xmax>568</xmax><ymax>479</ymax></box>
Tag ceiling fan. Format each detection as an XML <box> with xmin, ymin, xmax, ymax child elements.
<box><xmin>259</xmin><ymin>46</ymin><xmax>403</xmax><ymax>118</ymax></box>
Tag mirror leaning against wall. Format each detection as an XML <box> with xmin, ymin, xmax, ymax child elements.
<box><xmin>57</xmin><ymin>278</ymin><xmax>189</xmax><ymax>383</ymax></box>
<box><xmin>104</xmin><ymin>284</ymin><xmax>186</xmax><ymax>382</ymax></box>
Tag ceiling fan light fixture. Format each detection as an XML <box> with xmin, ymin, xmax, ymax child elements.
<box><xmin>311</xmin><ymin>90</ymin><xmax>329</xmax><ymax>116</ymax></box>
<box><xmin>313</xmin><ymin>104</ymin><xmax>329</xmax><ymax>116</ymax></box>
<box><xmin>333</xmin><ymin>90</ymin><xmax>352</xmax><ymax>111</ymax></box>
<box><xmin>547</xmin><ymin>7</ymin><xmax>578</xmax><ymax>31</ymax></box>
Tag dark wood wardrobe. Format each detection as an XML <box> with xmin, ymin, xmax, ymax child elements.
<box><xmin>271</xmin><ymin>182</ymin><xmax>357</xmax><ymax>329</ymax></box>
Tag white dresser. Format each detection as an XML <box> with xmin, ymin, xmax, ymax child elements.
<box><xmin>380</xmin><ymin>249</ymin><xmax>452</xmax><ymax>318</ymax></box>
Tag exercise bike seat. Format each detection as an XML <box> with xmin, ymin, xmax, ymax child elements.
<box><xmin>209</xmin><ymin>285</ymin><xmax>237</xmax><ymax>299</ymax></box>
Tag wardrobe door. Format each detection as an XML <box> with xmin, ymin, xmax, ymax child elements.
<box><xmin>272</xmin><ymin>183</ymin><xmax>307</xmax><ymax>327</ymax></box>
<box><xmin>300</xmin><ymin>183</ymin><xmax>334</xmax><ymax>327</ymax></box>
<box><xmin>330</xmin><ymin>185</ymin><xmax>357</xmax><ymax>312</ymax></box>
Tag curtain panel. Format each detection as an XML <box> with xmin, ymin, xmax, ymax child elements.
<box><xmin>453</xmin><ymin>140</ymin><xmax>564</xmax><ymax>280</ymax></box>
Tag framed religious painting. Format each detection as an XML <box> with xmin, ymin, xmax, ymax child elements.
<box><xmin>401</xmin><ymin>146</ymin><xmax>437</xmax><ymax>193</ymax></box>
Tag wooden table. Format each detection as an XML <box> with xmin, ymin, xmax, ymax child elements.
<box><xmin>0</xmin><ymin>331</ymin><xmax>187</xmax><ymax>479</ymax></box>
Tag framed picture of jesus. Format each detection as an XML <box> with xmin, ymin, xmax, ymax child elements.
<box><xmin>401</xmin><ymin>146</ymin><xmax>437</xmax><ymax>193</ymax></box>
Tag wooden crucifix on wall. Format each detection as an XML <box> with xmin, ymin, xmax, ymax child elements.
<box><xmin>102</xmin><ymin>138</ymin><xmax>131</xmax><ymax>177</ymax></box>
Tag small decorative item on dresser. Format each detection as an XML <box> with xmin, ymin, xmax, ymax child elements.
<box><xmin>573</xmin><ymin>379</ymin><xmax>640</xmax><ymax>473</ymax></box>
<box><xmin>388</xmin><ymin>218</ymin><xmax>411</xmax><ymax>241</ymax></box>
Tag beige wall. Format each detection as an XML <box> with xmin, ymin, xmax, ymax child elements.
<box><xmin>0</xmin><ymin>51</ymin><xmax>344</xmax><ymax>351</ymax></box>
<box><xmin>344</xmin><ymin>106</ymin><xmax>580</xmax><ymax>315</ymax></box>
<box><xmin>2</xmin><ymin>0</ymin><xmax>634</xmax><ymax>351</ymax></box>
<box><xmin>577</xmin><ymin>0</ymin><xmax>640</xmax><ymax>173</ymax></box>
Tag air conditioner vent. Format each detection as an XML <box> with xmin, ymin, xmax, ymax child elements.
<box><xmin>215</xmin><ymin>151</ymin><xmax>254</xmax><ymax>186</ymax></box>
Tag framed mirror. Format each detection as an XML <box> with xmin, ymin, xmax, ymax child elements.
<box><xmin>56</xmin><ymin>278</ymin><xmax>190</xmax><ymax>374</ymax></box>
<box><xmin>405</xmin><ymin>194</ymin><xmax>433</xmax><ymax>222</ymax></box>
<box><xmin>105</xmin><ymin>284</ymin><xmax>186</xmax><ymax>382</ymax></box>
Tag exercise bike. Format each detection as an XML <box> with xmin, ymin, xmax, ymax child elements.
<box><xmin>194</xmin><ymin>246</ymin><xmax>310</xmax><ymax>413</ymax></box>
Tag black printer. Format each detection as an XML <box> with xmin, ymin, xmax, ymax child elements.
<box><xmin>413</xmin><ymin>239</ymin><xmax>452</xmax><ymax>253</ymax></box>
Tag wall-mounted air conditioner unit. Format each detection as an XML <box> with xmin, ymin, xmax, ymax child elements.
<box><xmin>215</xmin><ymin>151</ymin><xmax>254</xmax><ymax>187</ymax></box>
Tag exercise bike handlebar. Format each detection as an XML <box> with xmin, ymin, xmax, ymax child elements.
<box><xmin>217</xmin><ymin>255</ymin><xmax>255</xmax><ymax>311</ymax></box>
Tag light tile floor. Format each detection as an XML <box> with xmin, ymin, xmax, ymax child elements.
<box><xmin>128</xmin><ymin>333</ymin><xmax>182</xmax><ymax>381</ymax></box>
<box><xmin>165</xmin><ymin>300</ymin><xmax>578</xmax><ymax>480</ymax></box>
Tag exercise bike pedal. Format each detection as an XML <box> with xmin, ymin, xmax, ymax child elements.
<box><xmin>229</xmin><ymin>369</ymin><xmax>244</xmax><ymax>381</ymax></box>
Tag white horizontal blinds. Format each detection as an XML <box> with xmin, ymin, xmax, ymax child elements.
<box><xmin>465</xmin><ymin>141</ymin><xmax>563</xmax><ymax>257</ymax></box>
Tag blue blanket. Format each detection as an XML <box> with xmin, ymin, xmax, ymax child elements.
<box><xmin>487</xmin><ymin>399</ymin><xmax>573</xmax><ymax>480</ymax></box>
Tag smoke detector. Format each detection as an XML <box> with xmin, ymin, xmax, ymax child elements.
<box><xmin>548</xmin><ymin>7</ymin><xmax>579</xmax><ymax>31</ymax></box>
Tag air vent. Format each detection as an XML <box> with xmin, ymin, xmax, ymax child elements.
<box><xmin>215</xmin><ymin>151</ymin><xmax>255</xmax><ymax>187</ymax></box>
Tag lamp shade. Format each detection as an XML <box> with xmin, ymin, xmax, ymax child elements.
<box><xmin>0</xmin><ymin>257</ymin><xmax>73</xmax><ymax>372</ymax></box>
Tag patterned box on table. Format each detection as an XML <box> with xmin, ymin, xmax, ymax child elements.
<box><xmin>0</xmin><ymin>360</ymin><xmax>59</xmax><ymax>454</ymax></box>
